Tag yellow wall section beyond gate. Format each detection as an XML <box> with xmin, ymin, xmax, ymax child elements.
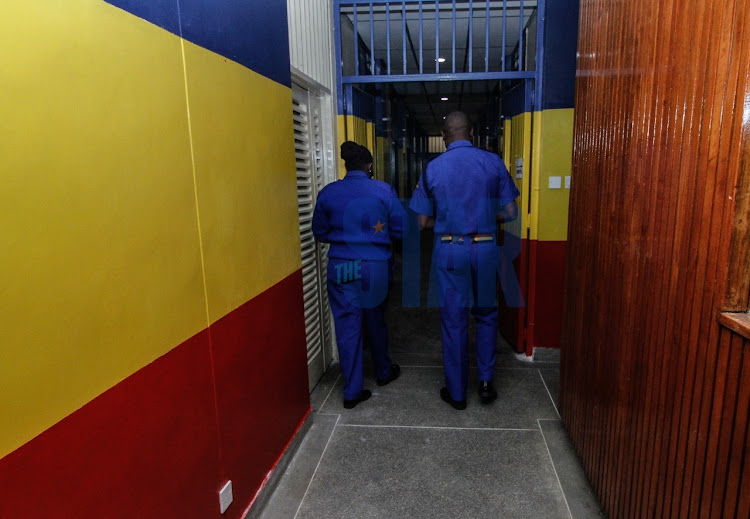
<box><xmin>534</xmin><ymin>109</ymin><xmax>573</xmax><ymax>242</ymax></box>
<box><xmin>184</xmin><ymin>41</ymin><xmax>300</xmax><ymax>324</ymax></box>
<box><xmin>0</xmin><ymin>0</ymin><xmax>205</xmax><ymax>458</ymax></box>
<box><xmin>507</xmin><ymin>112</ymin><xmax>532</xmax><ymax>238</ymax></box>
<box><xmin>376</xmin><ymin>136</ymin><xmax>390</xmax><ymax>182</ymax></box>
<box><xmin>337</xmin><ymin>115</ymin><xmax>373</xmax><ymax>178</ymax></box>
<box><xmin>505</xmin><ymin>109</ymin><xmax>573</xmax><ymax>242</ymax></box>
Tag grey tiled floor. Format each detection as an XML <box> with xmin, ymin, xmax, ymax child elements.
<box><xmin>259</xmin><ymin>348</ymin><xmax>603</xmax><ymax>518</ymax></box>
<box><xmin>257</xmin><ymin>245</ymin><xmax>603</xmax><ymax>518</ymax></box>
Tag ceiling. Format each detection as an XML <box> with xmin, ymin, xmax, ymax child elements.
<box><xmin>340</xmin><ymin>1</ymin><xmax>538</xmax><ymax>134</ymax></box>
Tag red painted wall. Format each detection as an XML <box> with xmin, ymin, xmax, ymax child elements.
<box><xmin>0</xmin><ymin>271</ymin><xmax>310</xmax><ymax>519</ymax></box>
<box><xmin>499</xmin><ymin>239</ymin><xmax>567</xmax><ymax>354</ymax></box>
<box><xmin>530</xmin><ymin>241</ymin><xmax>567</xmax><ymax>351</ymax></box>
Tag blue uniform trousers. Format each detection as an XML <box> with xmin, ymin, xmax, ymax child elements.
<box><xmin>326</xmin><ymin>258</ymin><xmax>393</xmax><ymax>400</ymax></box>
<box><xmin>433</xmin><ymin>239</ymin><xmax>499</xmax><ymax>401</ymax></box>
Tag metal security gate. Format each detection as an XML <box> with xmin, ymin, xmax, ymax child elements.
<box><xmin>334</xmin><ymin>0</ymin><xmax>545</xmax><ymax>186</ymax></box>
<box><xmin>293</xmin><ymin>85</ymin><xmax>335</xmax><ymax>391</ymax></box>
<box><xmin>334</xmin><ymin>1</ymin><xmax>544</xmax><ymax>100</ymax></box>
<box><xmin>333</xmin><ymin>1</ymin><xmax>547</xmax><ymax>354</ymax></box>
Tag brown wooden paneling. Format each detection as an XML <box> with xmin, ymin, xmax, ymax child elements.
<box><xmin>560</xmin><ymin>0</ymin><xmax>750</xmax><ymax>517</ymax></box>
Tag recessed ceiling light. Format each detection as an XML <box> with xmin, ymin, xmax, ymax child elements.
<box><xmin>437</xmin><ymin>57</ymin><xmax>446</xmax><ymax>63</ymax></box>
<box><xmin>440</xmin><ymin>97</ymin><xmax>449</xmax><ymax>101</ymax></box>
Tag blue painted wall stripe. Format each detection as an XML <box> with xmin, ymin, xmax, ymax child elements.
<box><xmin>502</xmin><ymin>81</ymin><xmax>533</xmax><ymax>119</ymax></box>
<box><xmin>351</xmin><ymin>87</ymin><xmax>375</xmax><ymax>121</ymax></box>
<box><xmin>542</xmin><ymin>0</ymin><xmax>579</xmax><ymax>110</ymax></box>
<box><xmin>104</xmin><ymin>0</ymin><xmax>292</xmax><ymax>89</ymax></box>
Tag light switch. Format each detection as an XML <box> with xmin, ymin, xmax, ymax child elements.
<box><xmin>548</xmin><ymin>176</ymin><xmax>562</xmax><ymax>189</ymax></box>
<box><xmin>565</xmin><ymin>176</ymin><xmax>571</xmax><ymax>189</ymax></box>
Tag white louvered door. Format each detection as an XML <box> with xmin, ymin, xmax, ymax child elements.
<box><xmin>293</xmin><ymin>85</ymin><xmax>334</xmax><ymax>391</ymax></box>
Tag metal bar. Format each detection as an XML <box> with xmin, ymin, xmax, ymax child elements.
<box><xmin>369</xmin><ymin>2</ymin><xmax>375</xmax><ymax>74</ymax></box>
<box><xmin>468</xmin><ymin>0</ymin><xmax>473</xmax><ymax>73</ymax></box>
<box><xmin>535</xmin><ymin>0</ymin><xmax>546</xmax><ymax>109</ymax></box>
<box><xmin>404</xmin><ymin>20</ymin><xmax>439</xmax><ymax>127</ymax></box>
<box><xmin>485</xmin><ymin>0</ymin><xmax>490</xmax><ymax>72</ymax></box>
<box><xmin>519</xmin><ymin>0</ymin><xmax>524</xmax><ymax>70</ymax></box>
<box><xmin>337</xmin><ymin>0</ymin><xmax>419</xmax><ymax>4</ymax></box>
<box><xmin>502</xmin><ymin>0</ymin><xmax>507</xmax><ymax>71</ymax></box>
<box><xmin>334</xmin><ymin>4</ymin><xmax>344</xmax><ymax>114</ymax></box>
<box><xmin>452</xmin><ymin>0</ymin><xmax>456</xmax><ymax>73</ymax></box>
<box><xmin>418</xmin><ymin>1</ymin><xmax>423</xmax><ymax>75</ymax></box>
<box><xmin>353</xmin><ymin>4</ymin><xmax>359</xmax><ymax>75</ymax></box>
<box><xmin>342</xmin><ymin>71</ymin><xmax>537</xmax><ymax>83</ymax></box>
<box><xmin>344</xmin><ymin>84</ymin><xmax>354</xmax><ymax>140</ymax></box>
<box><xmin>402</xmin><ymin>2</ymin><xmax>407</xmax><ymax>74</ymax></box>
<box><xmin>435</xmin><ymin>0</ymin><xmax>439</xmax><ymax>73</ymax></box>
<box><xmin>386</xmin><ymin>3</ymin><xmax>391</xmax><ymax>74</ymax></box>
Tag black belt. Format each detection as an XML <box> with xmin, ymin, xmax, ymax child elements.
<box><xmin>440</xmin><ymin>234</ymin><xmax>494</xmax><ymax>244</ymax></box>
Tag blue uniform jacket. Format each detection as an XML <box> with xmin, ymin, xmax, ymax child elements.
<box><xmin>409</xmin><ymin>140</ymin><xmax>519</xmax><ymax>234</ymax></box>
<box><xmin>312</xmin><ymin>170</ymin><xmax>404</xmax><ymax>260</ymax></box>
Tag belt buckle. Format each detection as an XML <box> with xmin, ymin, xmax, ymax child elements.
<box><xmin>440</xmin><ymin>234</ymin><xmax>464</xmax><ymax>244</ymax></box>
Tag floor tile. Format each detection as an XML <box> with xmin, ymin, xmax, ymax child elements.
<box><xmin>539</xmin><ymin>420</ymin><xmax>605</xmax><ymax>519</ymax></box>
<box><xmin>296</xmin><ymin>426</ymin><xmax>570</xmax><ymax>519</ymax></box>
<box><xmin>310</xmin><ymin>364</ymin><xmax>341</xmax><ymax>411</ymax></box>
<box><xmin>255</xmin><ymin>414</ymin><xmax>338</xmax><ymax>519</ymax></box>
<box><xmin>319</xmin><ymin>367</ymin><xmax>559</xmax><ymax>429</ymax></box>
<box><xmin>539</xmin><ymin>368</ymin><xmax>561</xmax><ymax>413</ymax></box>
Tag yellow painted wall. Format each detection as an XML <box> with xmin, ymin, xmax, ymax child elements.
<box><xmin>0</xmin><ymin>0</ymin><xmax>299</xmax><ymax>458</ymax></box>
<box><xmin>535</xmin><ymin>109</ymin><xmax>574</xmax><ymax>242</ymax></box>
<box><xmin>504</xmin><ymin>109</ymin><xmax>573</xmax><ymax>242</ymax></box>
<box><xmin>507</xmin><ymin>112</ymin><xmax>533</xmax><ymax>239</ymax></box>
<box><xmin>184</xmin><ymin>42</ymin><xmax>300</xmax><ymax>323</ymax></box>
<box><xmin>376</xmin><ymin>135</ymin><xmax>390</xmax><ymax>182</ymax></box>
<box><xmin>336</xmin><ymin>114</ymin><xmax>373</xmax><ymax>178</ymax></box>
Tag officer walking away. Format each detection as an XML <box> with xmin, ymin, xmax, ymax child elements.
<box><xmin>409</xmin><ymin>112</ymin><xmax>519</xmax><ymax>410</ymax></box>
<box><xmin>312</xmin><ymin>142</ymin><xmax>404</xmax><ymax>409</ymax></box>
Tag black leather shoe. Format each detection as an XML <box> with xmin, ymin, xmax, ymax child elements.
<box><xmin>478</xmin><ymin>381</ymin><xmax>498</xmax><ymax>404</ymax></box>
<box><xmin>343</xmin><ymin>389</ymin><xmax>372</xmax><ymax>409</ymax></box>
<box><xmin>440</xmin><ymin>387</ymin><xmax>467</xmax><ymax>410</ymax></box>
<box><xmin>376</xmin><ymin>363</ymin><xmax>401</xmax><ymax>386</ymax></box>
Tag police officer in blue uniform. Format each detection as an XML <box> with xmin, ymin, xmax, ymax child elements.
<box><xmin>312</xmin><ymin>142</ymin><xmax>404</xmax><ymax>409</ymax></box>
<box><xmin>409</xmin><ymin>112</ymin><xmax>520</xmax><ymax>410</ymax></box>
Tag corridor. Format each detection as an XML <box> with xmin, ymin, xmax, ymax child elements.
<box><xmin>255</xmin><ymin>244</ymin><xmax>603</xmax><ymax>519</ymax></box>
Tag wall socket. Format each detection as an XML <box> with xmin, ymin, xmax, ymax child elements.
<box><xmin>219</xmin><ymin>480</ymin><xmax>233</xmax><ymax>514</ymax></box>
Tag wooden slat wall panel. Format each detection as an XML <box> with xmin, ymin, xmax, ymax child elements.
<box><xmin>560</xmin><ymin>0</ymin><xmax>750</xmax><ymax>518</ymax></box>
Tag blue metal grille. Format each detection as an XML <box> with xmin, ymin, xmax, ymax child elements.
<box><xmin>334</xmin><ymin>1</ymin><xmax>544</xmax><ymax>85</ymax></box>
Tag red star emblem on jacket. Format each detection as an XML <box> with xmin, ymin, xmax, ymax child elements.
<box><xmin>372</xmin><ymin>220</ymin><xmax>385</xmax><ymax>234</ymax></box>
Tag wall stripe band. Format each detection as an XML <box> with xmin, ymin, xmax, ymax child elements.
<box><xmin>104</xmin><ymin>0</ymin><xmax>292</xmax><ymax>88</ymax></box>
<box><xmin>1</xmin><ymin>3</ymin><xmax>309</xmax><ymax>517</ymax></box>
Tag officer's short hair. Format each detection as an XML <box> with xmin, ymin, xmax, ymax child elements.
<box><xmin>341</xmin><ymin>141</ymin><xmax>373</xmax><ymax>171</ymax></box>
<box><xmin>443</xmin><ymin>111</ymin><xmax>472</xmax><ymax>137</ymax></box>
